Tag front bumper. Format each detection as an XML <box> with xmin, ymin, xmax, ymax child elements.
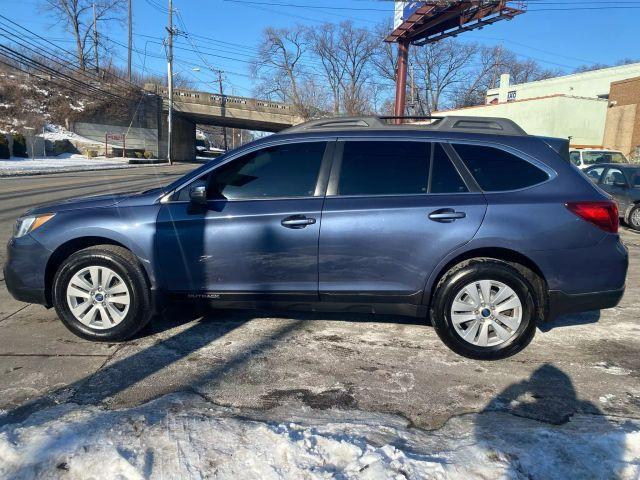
<box><xmin>547</xmin><ymin>286</ymin><xmax>625</xmax><ymax>321</ymax></box>
<box><xmin>4</xmin><ymin>235</ymin><xmax>51</xmax><ymax>306</ymax></box>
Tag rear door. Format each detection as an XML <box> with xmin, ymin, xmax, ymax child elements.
<box><xmin>318</xmin><ymin>139</ymin><xmax>487</xmax><ymax>304</ymax></box>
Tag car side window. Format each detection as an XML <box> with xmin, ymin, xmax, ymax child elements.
<box><xmin>337</xmin><ymin>141</ymin><xmax>431</xmax><ymax>196</ymax></box>
<box><xmin>585</xmin><ymin>167</ymin><xmax>605</xmax><ymax>183</ymax></box>
<box><xmin>453</xmin><ymin>143</ymin><xmax>549</xmax><ymax>192</ymax></box>
<box><xmin>430</xmin><ymin>144</ymin><xmax>468</xmax><ymax>193</ymax></box>
<box><xmin>569</xmin><ymin>151</ymin><xmax>581</xmax><ymax>166</ymax></box>
<box><xmin>602</xmin><ymin>168</ymin><xmax>626</xmax><ymax>186</ymax></box>
<box><xmin>173</xmin><ymin>142</ymin><xmax>327</xmax><ymax>201</ymax></box>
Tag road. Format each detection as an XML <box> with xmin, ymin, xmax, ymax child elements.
<box><xmin>0</xmin><ymin>167</ymin><xmax>639</xmax><ymax>448</ymax></box>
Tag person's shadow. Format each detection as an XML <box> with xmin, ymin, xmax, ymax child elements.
<box><xmin>475</xmin><ymin>364</ymin><xmax>634</xmax><ymax>479</ymax></box>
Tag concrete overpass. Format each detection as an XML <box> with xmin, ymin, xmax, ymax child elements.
<box><xmin>144</xmin><ymin>84</ymin><xmax>304</xmax><ymax>160</ymax></box>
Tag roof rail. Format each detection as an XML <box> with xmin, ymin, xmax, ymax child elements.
<box><xmin>281</xmin><ymin>115</ymin><xmax>527</xmax><ymax>136</ymax></box>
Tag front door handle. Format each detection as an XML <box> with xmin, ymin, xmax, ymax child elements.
<box><xmin>429</xmin><ymin>208</ymin><xmax>466</xmax><ymax>223</ymax></box>
<box><xmin>281</xmin><ymin>215</ymin><xmax>316</xmax><ymax>229</ymax></box>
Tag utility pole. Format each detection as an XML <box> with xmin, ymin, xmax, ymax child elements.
<box><xmin>127</xmin><ymin>0</ymin><xmax>132</xmax><ymax>82</ymax></box>
<box><xmin>93</xmin><ymin>3</ymin><xmax>99</xmax><ymax>73</ymax></box>
<box><xmin>217</xmin><ymin>70</ymin><xmax>228</xmax><ymax>151</ymax></box>
<box><xmin>166</xmin><ymin>0</ymin><xmax>173</xmax><ymax>164</ymax></box>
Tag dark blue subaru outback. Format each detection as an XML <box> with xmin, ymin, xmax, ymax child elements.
<box><xmin>4</xmin><ymin>116</ymin><xmax>629</xmax><ymax>359</ymax></box>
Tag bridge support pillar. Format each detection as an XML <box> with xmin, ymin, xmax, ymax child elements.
<box><xmin>159</xmin><ymin>113</ymin><xmax>196</xmax><ymax>161</ymax></box>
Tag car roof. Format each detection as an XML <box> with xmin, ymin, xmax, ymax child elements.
<box><xmin>279</xmin><ymin>115</ymin><xmax>528</xmax><ymax>137</ymax></box>
<box><xmin>585</xmin><ymin>163</ymin><xmax>639</xmax><ymax>169</ymax></box>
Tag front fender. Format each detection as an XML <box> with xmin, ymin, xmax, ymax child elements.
<box><xmin>31</xmin><ymin>204</ymin><xmax>161</xmax><ymax>287</ymax></box>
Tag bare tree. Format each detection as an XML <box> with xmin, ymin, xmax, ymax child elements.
<box><xmin>410</xmin><ymin>39</ymin><xmax>479</xmax><ymax>114</ymax></box>
<box><xmin>252</xmin><ymin>25</ymin><xmax>320</xmax><ymax>119</ymax></box>
<box><xmin>336</xmin><ymin>21</ymin><xmax>377</xmax><ymax>116</ymax></box>
<box><xmin>308</xmin><ymin>23</ymin><xmax>344</xmax><ymax>115</ymax></box>
<box><xmin>370</xmin><ymin>21</ymin><xmax>398</xmax><ymax>83</ymax></box>
<box><xmin>449</xmin><ymin>44</ymin><xmax>561</xmax><ymax>109</ymax></box>
<box><xmin>40</xmin><ymin>0</ymin><xmax>126</xmax><ymax>70</ymax></box>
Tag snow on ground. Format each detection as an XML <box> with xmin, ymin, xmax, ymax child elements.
<box><xmin>0</xmin><ymin>153</ymin><xmax>137</xmax><ymax>176</ymax></box>
<box><xmin>40</xmin><ymin>124</ymin><xmax>98</xmax><ymax>145</ymax></box>
<box><xmin>0</xmin><ymin>393</ymin><xmax>638</xmax><ymax>480</ymax></box>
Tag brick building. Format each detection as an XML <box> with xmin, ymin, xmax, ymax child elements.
<box><xmin>603</xmin><ymin>76</ymin><xmax>640</xmax><ymax>160</ymax></box>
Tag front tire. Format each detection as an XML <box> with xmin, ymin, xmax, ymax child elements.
<box><xmin>52</xmin><ymin>245</ymin><xmax>152</xmax><ymax>341</ymax></box>
<box><xmin>430</xmin><ymin>259</ymin><xmax>538</xmax><ymax>360</ymax></box>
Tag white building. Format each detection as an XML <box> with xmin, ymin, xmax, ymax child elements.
<box><xmin>437</xmin><ymin>63</ymin><xmax>640</xmax><ymax>147</ymax></box>
<box><xmin>487</xmin><ymin>63</ymin><xmax>640</xmax><ymax>104</ymax></box>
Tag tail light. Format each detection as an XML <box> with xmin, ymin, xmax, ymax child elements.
<box><xmin>566</xmin><ymin>201</ymin><xmax>619</xmax><ymax>233</ymax></box>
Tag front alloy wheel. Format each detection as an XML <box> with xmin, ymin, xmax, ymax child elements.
<box><xmin>66</xmin><ymin>266</ymin><xmax>131</xmax><ymax>329</ymax></box>
<box><xmin>53</xmin><ymin>245</ymin><xmax>152</xmax><ymax>341</ymax></box>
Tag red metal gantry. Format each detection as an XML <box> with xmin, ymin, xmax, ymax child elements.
<box><xmin>387</xmin><ymin>1</ymin><xmax>526</xmax><ymax>118</ymax></box>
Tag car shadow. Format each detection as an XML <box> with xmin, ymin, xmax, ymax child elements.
<box><xmin>537</xmin><ymin>310</ymin><xmax>601</xmax><ymax>332</ymax></box>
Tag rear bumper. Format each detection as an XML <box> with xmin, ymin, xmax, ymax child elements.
<box><xmin>547</xmin><ymin>286</ymin><xmax>625</xmax><ymax>321</ymax></box>
<box><xmin>4</xmin><ymin>235</ymin><xmax>50</xmax><ymax>306</ymax></box>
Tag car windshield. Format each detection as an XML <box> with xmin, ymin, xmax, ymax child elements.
<box><xmin>582</xmin><ymin>151</ymin><xmax>627</xmax><ymax>165</ymax></box>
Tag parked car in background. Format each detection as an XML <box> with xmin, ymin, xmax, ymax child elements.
<box><xmin>584</xmin><ymin>163</ymin><xmax>640</xmax><ymax>230</ymax></box>
<box><xmin>5</xmin><ymin>116</ymin><xmax>628</xmax><ymax>360</ymax></box>
<box><xmin>570</xmin><ymin>148</ymin><xmax>628</xmax><ymax>169</ymax></box>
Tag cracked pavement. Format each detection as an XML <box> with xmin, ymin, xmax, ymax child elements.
<box><xmin>1</xmin><ymin>166</ymin><xmax>639</xmax><ymax>433</ymax></box>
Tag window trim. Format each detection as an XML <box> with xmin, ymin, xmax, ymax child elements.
<box><xmin>326</xmin><ymin>137</ymin><xmax>478</xmax><ymax>198</ymax></box>
<box><xmin>162</xmin><ymin>138</ymin><xmax>336</xmax><ymax>203</ymax></box>
<box><xmin>446</xmin><ymin>140</ymin><xmax>556</xmax><ymax>193</ymax></box>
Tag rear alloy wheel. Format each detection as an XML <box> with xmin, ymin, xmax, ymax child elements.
<box><xmin>53</xmin><ymin>245</ymin><xmax>152</xmax><ymax>341</ymax></box>
<box><xmin>430</xmin><ymin>259</ymin><xmax>538</xmax><ymax>360</ymax></box>
<box><xmin>450</xmin><ymin>280</ymin><xmax>523</xmax><ymax>348</ymax></box>
<box><xmin>628</xmin><ymin>205</ymin><xmax>640</xmax><ymax>231</ymax></box>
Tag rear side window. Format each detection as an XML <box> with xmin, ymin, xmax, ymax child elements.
<box><xmin>585</xmin><ymin>167</ymin><xmax>605</xmax><ymax>183</ymax></box>
<box><xmin>453</xmin><ymin>144</ymin><xmax>549</xmax><ymax>192</ymax></box>
<box><xmin>338</xmin><ymin>141</ymin><xmax>430</xmax><ymax>196</ymax></box>
<box><xmin>430</xmin><ymin>144</ymin><xmax>468</xmax><ymax>193</ymax></box>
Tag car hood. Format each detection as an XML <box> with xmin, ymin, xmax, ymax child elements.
<box><xmin>27</xmin><ymin>191</ymin><xmax>140</xmax><ymax>215</ymax></box>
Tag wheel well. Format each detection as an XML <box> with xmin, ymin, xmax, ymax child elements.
<box><xmin>44</xmin><ymin>237</ymin><xmax>130</xmax><ymax>306</ymax></box>
<box><xmin>429</xmin><ymin>247</ymin><xmax>548</xmax><ymax>320</ymax></box>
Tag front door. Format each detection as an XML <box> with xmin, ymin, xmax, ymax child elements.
<box><xmin>156</xmin><ymin>140</ymin><xmax>331</xmax><ymax>300</ymax></box>
<box><xmin>600</xmin><ymin>167</ymin><xmax>631</xmax><ymax>213</ymax></box>
<box><xmin>319</xmin><ymin>140</ymin><xmax>487</xmax><ymax>303</ymax></box>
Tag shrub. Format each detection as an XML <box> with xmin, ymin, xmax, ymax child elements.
<box><xmin>0</xmin><ymin>134</ymin><xmax>9</xmax><ymax>159</ymax></box>
<box><xmin>12</xmin><ymin>133</ymin><xmax>27</xmax><ymax>157</ymax></box>
<box><xmin>143</xmin><ymin>151</ymin><xmax>155</xmax><ymax>159</ymax></box>
<box><xmin>135</xmin><ymin>151</ymin><xmax>144</xmax><ymax>158</ymax></box>
<box><xmin>85</xmin><ymin>149</ymin><xmax>98</xmax><ymax>158</ymax></box>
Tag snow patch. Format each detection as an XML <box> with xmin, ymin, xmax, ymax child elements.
<box><xmin>0</xmin><ymin>393</ymin><xmax>638</xmax><ymax>479</ymax></box>
<box><xmin>594</xmin><ymin>362</ymin><xmax>632</xmax><ymax>376</ymax></box>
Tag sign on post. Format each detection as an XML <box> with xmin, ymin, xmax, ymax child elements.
<box><xmin>105</xmin><ymin>132</ymin><xmax>127</xmax><ymax>158</ymax></box>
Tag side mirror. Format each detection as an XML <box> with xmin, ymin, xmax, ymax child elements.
<box><xmin>189</xmin><ymin>186</ymin><xmax>207</xmax><ymax>205</ymax></box>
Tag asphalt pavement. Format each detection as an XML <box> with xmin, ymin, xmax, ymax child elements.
<box><xmin>1</xmin><ymin>166</ymin><xmax>639</xmax><ymax>434</ymax></box>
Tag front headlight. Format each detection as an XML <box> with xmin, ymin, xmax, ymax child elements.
<box><xmin>14</xmin><ymin>214</ymin><xmax>55</xmax><ymax>238</ymax></box>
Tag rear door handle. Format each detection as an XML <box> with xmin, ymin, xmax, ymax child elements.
<box><xmin>281</xmin><ymin>215</ymin><xmax>316</xmax><ymax>229</ymax></box>
<box><xmin>429</xmin><ymin>208</ymin><xmax>466</xmax><ymax>223</ymax></box>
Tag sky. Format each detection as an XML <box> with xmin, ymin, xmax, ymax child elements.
<box><xmin>2</xmin><ymin>0</ymin><xmax>640</xmax><ymax>99</ymax></box>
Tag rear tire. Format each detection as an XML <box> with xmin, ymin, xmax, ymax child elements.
<box><xmin>52</xmin><ymin>245</ymin><xmax>152</xmax><ymax>341</ymax></box>
<box><xmin>628</xmin><ymin>205</ymin><xmax>640</xmax><ymax>231</ymax></box>
<box><xmin>430</xmin><ymin>259</ymin><xmax>538</xmax><ymax>360</ymax></box>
